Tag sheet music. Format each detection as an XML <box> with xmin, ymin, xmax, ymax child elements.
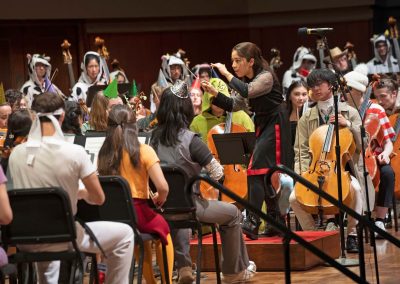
<box><xmin>138</xmin><ymin>136</ymin><xmax>147</xmax><ymax>144</ymax></box>
<box><xmin>84</xmin><ymin>137</ymin><xmax>106</xmax><ymax>166</ymax></box>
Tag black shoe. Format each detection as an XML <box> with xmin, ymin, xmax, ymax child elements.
<box><xmin>346</xmin><ymin>236</ymin><xmax>359</xmax><ymax>253</ymax></box>
<box><xmin>260</xmin><ymin>215</ymin><xmax>285</xmax><ymax>237</ymax></box>
<box><xmin>242</xmin><ymin>215</ymin><xmax>260</xmax><ymax>240</ymax></box>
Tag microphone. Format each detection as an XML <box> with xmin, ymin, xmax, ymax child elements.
<box><xmin>298</xmin><ymin>27</ymin><xmax>333</xmax><ymax>36</ymax></box>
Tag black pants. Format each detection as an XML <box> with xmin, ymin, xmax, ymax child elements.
<box><xmin>376</xmin><ymin>164</ymin><xmax>395</xmax><ymax>208</ymax></box>
<box><xmin>248</xmin><ymin>175</ymin><xmax>279</xmax><ymax>217</ymax></box>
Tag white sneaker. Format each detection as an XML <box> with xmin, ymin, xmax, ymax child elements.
<box><xmin>247</xmin><ymin>260</ymin><xmax>257</xmax><ymax>274</ymax></box>
<box><xmin>325</xmin><ymin>222</ymin><xmax>339</xmax><ymax>232</ymax></box>
<box><xmin>222</xmin><ymin>269</ymin><xmax>255</xmax><ymax>283</ymax></box>
<box><xmin>375</xmin><ymin>221</ymin><xmax>386</xmax><ymax>239</ymax></box>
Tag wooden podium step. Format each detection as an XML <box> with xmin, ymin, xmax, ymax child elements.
<box><xmin>189</xmin><ymin>231</ymin><xmax>340</xmax><ymax>271</ymax></box>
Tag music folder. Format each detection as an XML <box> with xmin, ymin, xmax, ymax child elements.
<box><xmin>211</xmin><ymin>132</ymin><xmax>256</xmax><ymax>165</ymax></box>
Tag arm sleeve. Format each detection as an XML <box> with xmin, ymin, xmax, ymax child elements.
<box><xmin>294</xmin><ymin>116</ymin><xmax>311</xmax><ymax>174</ymax></box>
<box><xmin>142</xmin><ymin>145</ymin><xmax>160</xmax><ymax>170</ymax></box>
<box><xmin>346</xmin><ymin>109</ymin><xmax>362</xmax><ymax>152</ymax></box>
<box><xmin>189</xmin><ymin>135</ymin><xmax>213</xmax><ymax>167</ymax></box>
<box><xmin>229</xmin><ymin>72</ymin><xmax>273</xmax><ymax>99</ymax></box>
<box><xmin>211</xmin><ymin>92</ymin><xmax>234</xmax><ymax>112</ymax></box>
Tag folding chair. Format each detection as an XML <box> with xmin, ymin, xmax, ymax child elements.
<box><xmin>0</xmin><ymin>263</ymin><xmax>17</xmax><ymax>284</ymax></box>
<box><xmin>1</xmin><ymin>187</ymin><xmax>83</xmax><ymax>284</ymax></box>
<box><xmin>76</xmin><ymin>175</ymin><xmax>170</xmax><ymax>284</ymax></box>
<box><xmin>151</xmin><ymin>164</ymin><xmax>221</xmax><ymax>284</ymax></box>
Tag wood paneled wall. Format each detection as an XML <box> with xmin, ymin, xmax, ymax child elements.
<box><xmin>0</xmin><ymin>19</ymin><xmax>373</xmax><ymax>99</ymax></box>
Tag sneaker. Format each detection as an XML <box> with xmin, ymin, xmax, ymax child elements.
<box><xmin>247</xmin><ymin>260</ymin><xmax>257</xmax><ymax>274</ymax></box>
<box><xmin>222</xmin><ymin>268</ymin><xmax>255</xmax><ymax>283</ymax></box>
<box><xmin>178</xmin><ymin>266</ymin><xmax>195</xmax><ymax>284</ymax></box>
<box><xmin>346</xmin><ymin>236</ymin><xmax>359</xmax><ymax>253</ymax></box>
<box><xmin>325</xmin><ymin>221</ymin><xmax>339</xmax><ymax>232</ymax></box>
<box><xmin>375</xmin><ymin>221</ymin><xmax>386</xmax><ymax>239</ymax></box>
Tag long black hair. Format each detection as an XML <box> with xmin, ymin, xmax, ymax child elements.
<box><xmin>97</xmin><ymin>104</ymin><xmax>140</xmax><ymax>175</ymax></box>
<box><xmin>62</xmin><ymin>101</ymin><xmax>83</xmax><ymax>135</ymax></box>
<box><xmin>232</xmin><ymin>42</ymin><xmax>280</xmax><ymax>84</ymax></box>
<box><xmin>151</xmin><ymin>86</ymin><xmax>194</xmax><ymax>149</ymax></box>
<box><xmin>285</xmin><ymin>80</ymin><xmax>309</xmax><ymax>116</ymax></box>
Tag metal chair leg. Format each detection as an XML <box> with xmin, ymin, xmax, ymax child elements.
<box><xmin>211</xmin><ymin>225</ymin><xmax>221</xmax><ymax>284</ymax></box>
<box><xmin>196</xmin><ymin>224</ymin><xmax>203</xmax><ymax>284</ymax></box>
<box><xmin>393</xmin><ymin>196</ymin><xmax>398</xmax><ymax>232</ymax></box>
<box><xmin>89</xmin><ymin>255</ymin><xmax>99</xmax><ymax>284</ymax></box>
<box><xmin>161</xmin><ymin>244</ymin><xmax>170</xmax><ymax>284</ymax></box>
<box><xmin>129</xmin><ymin>254</ymin><xmax>135</xmax><ymax>284</ymax></box>
<box><xmin>137</xmin><ymin>241</ymin><xmax>145</xmax><ymax>284</ymax></box>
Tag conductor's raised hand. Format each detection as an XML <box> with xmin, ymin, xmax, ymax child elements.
<box><xmin>211</xmin><ymin>63</ymin><xmax>228</xmax><ymax>76</ymax></box>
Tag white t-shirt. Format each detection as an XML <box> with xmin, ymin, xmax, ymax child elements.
<box><xmin>9</xmin><ymin>136</ymin><xmax>96</xmax><ymax>215</ymax></box>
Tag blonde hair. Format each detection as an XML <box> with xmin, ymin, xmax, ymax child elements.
<box><xmin>88</xmin><ymin>91</ymin><xmax>109</xmax><ymax>131</ymax></box>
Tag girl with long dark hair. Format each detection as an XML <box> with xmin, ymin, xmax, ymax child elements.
<box><xmin>151</xmin><ymin>81</ymin><xmax>256</xmax><ymax>283</ymax></box>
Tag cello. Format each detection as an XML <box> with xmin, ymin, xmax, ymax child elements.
<box><xmin>200</xmin><ymin>111</ymin><xmax>249</xmax><ymax>203</ymax></box>
<box><xmin>61</xmin><ymin>40</ymin><xmax>89</xmax><ymax>120</ymax></box>
<box><xmin>389</xmin><ymin>113</ymin><xmax>400</xmax><ymax>198</ymax></box>
<box><xmin>269</xmin><ymin>48</ymin><xmax>283</xmax><ymax>72</ymax></box>
<box><xmin>295</xmin><ymin>122</ymin><xmax>355</xmax><ymax>215</ymax></box>
<box><xmin>360</xmin><ymin>78</ymin><xmax>386</xmax><ymax>191</ymax></box>
<box><xmin>199</xmin><ymin>78</ymin><xmax>248</xmax><ymax>202</ymax></box>
<box><xmin>94</xmin><ymin>36</ymin><xmax>111</xmax><ymax>83</ymax></box>
<box><xmin>61</xmin><ymin>39</ymin><xmax>76</xmax><ymax>91</ymax></box>
<box><xmin>344</xmin><ymin>42</ymin><xmax>358</xmax><ymax>70</ymax></box>
<box><xmin>363</xmin><ymin>112</ymin><xmax>385</xmax><ymax>191</ymax></box>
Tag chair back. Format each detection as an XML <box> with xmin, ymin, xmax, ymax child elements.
<box><xmin>76</xmin><ymin>176</ymin><xmax>137</xmax><ymax>228</ymax></box>
<box><xmin>1</xmin><ymin>187</ymin><xmax>76</xmax><ymax>245</ymax></box>
<box><xmin>150</xmin><ymin>164</ymin><xmax>197</xmax><ymax>227</ymax></box>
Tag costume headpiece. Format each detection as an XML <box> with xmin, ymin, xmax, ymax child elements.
<box><xmin>171</xmin><ymin>80</ymin><xmax>188</xmax><ymax>98</ymax></box>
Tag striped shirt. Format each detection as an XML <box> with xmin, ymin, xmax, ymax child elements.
<box><xmin>365</xmin><ymin>102</ymin><xmax>395</xmax><ymax>154</ymax></box>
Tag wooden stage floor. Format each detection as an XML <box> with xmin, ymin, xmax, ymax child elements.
<box><xmin>196</xmin><ymin>227</ymin><xmax>400</xmax><ymax>284</ymax></box>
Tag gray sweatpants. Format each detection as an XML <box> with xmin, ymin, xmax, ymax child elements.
<box><xmin>172</xmin><ymin>195</ymin><xmax>250</xmax><ymax>275</ymax></box>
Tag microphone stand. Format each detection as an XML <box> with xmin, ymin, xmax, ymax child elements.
<box><xmin>320</xmin><ymin>36</ymin><xmax>359</xmax><ymax>268</ymax></box>
<box><xmin>322</xmin><ymin>35</ymin><xmax>380</xmax><ymax>282</ymax></box>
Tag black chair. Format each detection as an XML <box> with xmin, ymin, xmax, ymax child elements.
<box><xmin>76</xmin><ymin>175</ymin><xmax>170</xmax><ymax>284</ymax></box>
<box><xmin>0</xmin><ymin>263</ymin><xmax>17</xmax><ymax>284</ymax></box>
<box><xmin>1</xmin><ymin>187</ymin><xmax>83</xmax><ymax>284</ymax></box>
<box><xmin>151</xmin><ymin>164</ymin><xmax>221</xmax><ymax>284</ymax></box>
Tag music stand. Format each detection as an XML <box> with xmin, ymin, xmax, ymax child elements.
<box><xmin>211</xmin><ymin>132</ymin><xmax>256</xmax><ymax>166</ymax></box>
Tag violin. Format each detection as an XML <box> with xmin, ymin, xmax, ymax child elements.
<box><xmin>295</xmin><ymin>123</ymin><xmax>355</xmax><ymax>215</ymax></box>
<box><xmin>1</xmin><ymin>134</ymin><xmax>26</xmax><ymax>159</ymax></box>
<box><xmin>0</xmin><ymin>128</ymin><xmax>7</xmax><ymax>151</ymax></box>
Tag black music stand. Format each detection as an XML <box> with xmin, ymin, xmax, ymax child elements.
<box><xmin>211</xmin><ymin>132</ymin><xmax>256</xmax><ymax>166</ymax></box>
